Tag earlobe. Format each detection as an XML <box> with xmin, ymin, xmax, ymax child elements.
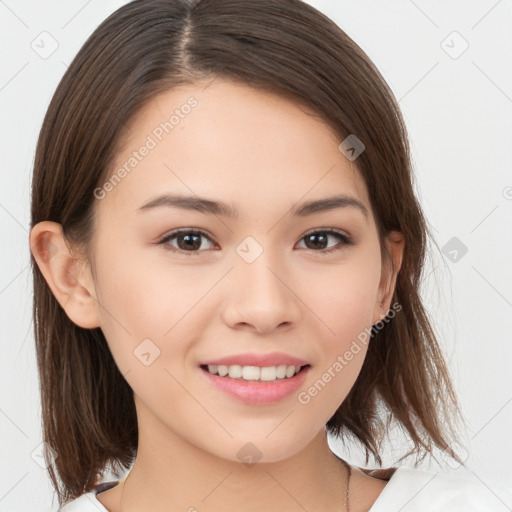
<box><xmin>29</xmin><ymin>221</ymin><xmax>101</xmax><ymax>329</ymax></box>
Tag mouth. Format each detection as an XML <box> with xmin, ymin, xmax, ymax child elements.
<box><xmin>199</xmin><ymin>363</ymin><xmax>311</xmax><ymax>382</ymax></box>
<box><xmin>199</xmin><ymin>363</ymin><xmax>312</xmax><ymax>404</ymax></box>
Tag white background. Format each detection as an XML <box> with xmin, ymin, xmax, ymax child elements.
<box><xmin>1</xmin><ymin>0</ymin><xmax>511</xmax><ymax>510</ymax></box>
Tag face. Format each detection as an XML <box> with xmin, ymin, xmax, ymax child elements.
<box><xmin>83</xmin><ymin>79</ymin><xmax>395</xmax><ymax>463</ymax></box>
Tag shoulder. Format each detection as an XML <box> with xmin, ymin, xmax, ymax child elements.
<box><xmin>58</xmin><ymin>481</ymin><xmax>119</xmax><ymax>512</ymax></box>
<box><xmin>368</xmin><ymin>466</ymin><xmax>512</xmax><ymax>512</ymax></box>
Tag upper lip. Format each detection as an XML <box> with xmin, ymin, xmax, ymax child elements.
<box><xmin>200</xmin><ymin>352</ymin><xmax>310</xmax><ymax>367</ymax></box>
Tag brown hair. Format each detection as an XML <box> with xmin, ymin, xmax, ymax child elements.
<box><xmin>30</xmin><ymin>0</ymin><xmax>461</xmax><ymax>506</ymax></box>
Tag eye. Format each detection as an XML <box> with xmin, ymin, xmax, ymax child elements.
<box><xmin>156</xmin><ymin>228</ymin><xmax>217</xmax><ymax>256</ymax></box>
<box><xmin>156</xmin><ymin>227</ymin><xmax>353</xmax><ymax>256</ymax></box>
<box><xmin>296</xmin><ymin>228</ymin><xmax>353</xmax><ymax>255</ymax></box>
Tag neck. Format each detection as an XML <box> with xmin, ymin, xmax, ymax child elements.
<box><xmin>118</xmin><ymin>416</ymin><xmax>349</xmax><ymax>512</ymax></box>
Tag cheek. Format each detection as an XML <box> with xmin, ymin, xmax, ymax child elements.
<box><xmin>298</xmin><ymin>252</ymin><xmax>382</xmax><ymax>340</ymax></box>
<box><xmin>92</xmin><ymin>240</ymin><xmax>220</xmax><ymax>373</ymax></box>
<box><xmin>293</xmin><ymin>253</ymin><xmax>382</xmax><ymax>420</ymax></box>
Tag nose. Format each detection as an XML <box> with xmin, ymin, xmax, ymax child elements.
<box><xmin>221</xmin><ymin>250</ymin><xmax>302</xmax><ymax>334</ymax></box>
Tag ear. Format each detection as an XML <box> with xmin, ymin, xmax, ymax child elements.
<box><xmin>372</xmin><ymin>230</ymin><xmax>404</xmax><ymax>324</ymax></box>
<box><xmin>29</xmin><ymin>221</ymin><xmax>101</xmax><ymax>329</ymax></box>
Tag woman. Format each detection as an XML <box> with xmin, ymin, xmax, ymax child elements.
<box><xmin>28</xmin><ymin>0</ymin><xmax>511</xmax><ymax>510</ymax></box>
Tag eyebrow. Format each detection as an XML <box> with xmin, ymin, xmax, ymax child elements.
<box><xmin>137</xmin><ymin>193</ymin><xmax>368</xmax><ymax>219</ymax></box>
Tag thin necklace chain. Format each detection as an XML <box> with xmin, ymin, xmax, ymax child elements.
<box><xmin>120</xmin><ymin>456</ymin><xmax>351</xmax><ymax>512</ymax></box>
<box><xmin>340</xmin><ymin>455</ymin><xmax>351</xmax><ymax>512</ymax></box>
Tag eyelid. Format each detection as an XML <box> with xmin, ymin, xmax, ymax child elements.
<box><xmin>301</xmin><ymin>226</ymin><xmax>351</xmax><ymax>240</ymax></box>
<box><xmin>158</xmin><ymin>227</ymin><xmax>213</xmax><ymax>239</ymax></box>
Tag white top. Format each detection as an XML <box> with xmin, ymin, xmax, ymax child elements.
<box><xmin>59</xmin><ymin>466</ymin><xmax>512</xmax><ymax>511</ymax></box>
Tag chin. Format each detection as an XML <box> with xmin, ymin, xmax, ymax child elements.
<box><xmin>205</xmin><ymin>430</ymin><xmax>316</xmax><ymax>466</ymax></box>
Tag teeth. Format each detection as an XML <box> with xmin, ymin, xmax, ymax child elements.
<box><xmin>206</xmin><ymin>364</ymin><xmax>302</xmax><ymax>381</ymax></box>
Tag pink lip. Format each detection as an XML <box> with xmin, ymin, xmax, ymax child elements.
<box><xmin>200</xmin><ymin>365</ymin><xmax>311</xmax><ymax>404</ymax></box>
<box><xmin>200</xmin><ymin>351</ymin><xmax>309</xmax><ymax>367</ymax></box>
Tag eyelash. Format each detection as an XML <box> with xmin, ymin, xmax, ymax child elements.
<box><xmin>156</xmin><ymin>228</ymin><xmax>353</xmax><ymax>257</ymax></box>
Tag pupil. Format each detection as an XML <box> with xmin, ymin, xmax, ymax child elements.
<box><xmin>179</xmin><ymin>234</ymin><xmax>201</xmax><ymax>250</ymax></box>
<box><xmin>307</xmin><ymin>233</ymin><xmax>327</xmax><ymax>249</ymax></box>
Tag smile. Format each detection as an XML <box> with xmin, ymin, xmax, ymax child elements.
<box><xmin>202</xmin><ymin>364</ymin><xmax>307</xmax><ymax>381</ymax></box>
<box><xmin>199</xmin><ymin>364</ymin><xmax>311</xmax><ymax>404</ymax></box>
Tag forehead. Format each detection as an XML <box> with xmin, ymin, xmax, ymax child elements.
<box><xmin>96</xmin><ymin>79</ymin><xmax>372</xmax><ymax>223</ymax></box>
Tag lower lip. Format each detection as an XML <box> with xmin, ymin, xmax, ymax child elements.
<box><xmin>200</xmin><ymin>366</ymin><xmax>311</xmax><ymax>404</ymax></box>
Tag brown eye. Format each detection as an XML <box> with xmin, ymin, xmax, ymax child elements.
<box><xmin>297</xmin><ymin>229</ymin><xmax>352</xmax><ymax>254</ymax></box>
<box><xmin>158</xmin><ymin>229</ymin><xmax>216</xmax><ymax>255</ymax></box>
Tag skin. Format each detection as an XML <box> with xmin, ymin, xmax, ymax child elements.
<box><xmin>30</xmin><ymin>79</ymin><xmax>404</xmax><ymax>512</ymax></box>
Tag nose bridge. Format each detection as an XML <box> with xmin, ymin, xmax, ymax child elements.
<box><xmin>222</xmin><ymin>235</ymin><xmax>300</xmax><ymax>331</ymax></box>
<box><xmin>235</xmin><ymin>235</ymin><xmax>288</xmax><ymax>300</ymax></box>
